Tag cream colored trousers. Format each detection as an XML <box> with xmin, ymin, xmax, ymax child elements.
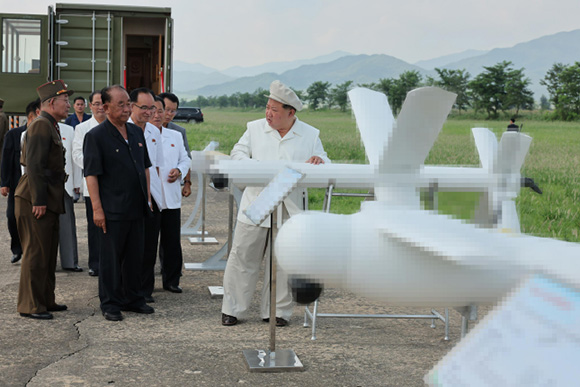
<box><xmin>221</xmin><ymin>221</ymin><xmax>293</xmax><ymax>321</ymax></box>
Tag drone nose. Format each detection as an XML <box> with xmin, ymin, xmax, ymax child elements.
<box><xmin>289</xmin><ymin>276</ymin><xmax>324</xmax><ymax>305</ymax></box>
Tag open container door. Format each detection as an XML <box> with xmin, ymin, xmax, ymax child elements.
<box><xmin>0</xmin><ymin>12</ymin><xmax>48</xmax><ymax>115</ymax></box>
<box><xmin>54</xmin><ymin>5</ymin><xmax>115</xmax><ymax>100</ymax></box>
<box><xmin>123</xmin><ymin>16</ymin><xmax>168</xmax><ymax>95</ymax></box>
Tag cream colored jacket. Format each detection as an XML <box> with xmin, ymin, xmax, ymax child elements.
<box><xmin>232</xmin><ymin>117</ymin><xmax>330</xmax><ymax>227</ymax></box>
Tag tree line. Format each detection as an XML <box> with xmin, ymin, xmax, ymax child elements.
<box><xmin>182</xmin><ymin>61</ymin><xmax>580</xmax><ymax>121</ymax></box>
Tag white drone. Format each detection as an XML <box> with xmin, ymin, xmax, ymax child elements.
<box><xmin>193</xmin><ymin>87</ymin><xmax>580</xmax><ymax>307</ymax></box>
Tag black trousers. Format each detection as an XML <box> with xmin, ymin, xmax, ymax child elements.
<box><xmin>84</xmin><ymin>197</ymin><xmax>100</xmax><ymax>272</ymax></box>
<box><xmin>142</xmin><ymin>201</ymin><xmax>161</xmax><ymax>297</ymax></box>
<box><xmin>159</xmin><ymin>208</ymin><xmax>183</xmax><ymax>288</ymax></box>
<box><xmin>7</xmin><ymin>191</ymin><xmax>22</xmax><ymax>256</ymax></box>
<box><xmin>98</xmin><ymin>218</ymin><xmax>146</xmax><ymax>313</ymax></box>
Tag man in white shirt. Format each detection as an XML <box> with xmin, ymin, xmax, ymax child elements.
<box><xmin>159</xmin><ymin>92</ymin><xmax>192</xmax><ymax>198</ymax></box>
<box><xmin>58</xmin><ymin>123</ymin><xmax>82</xmax><ymax>271</ymax></box>
<box><xmin>72</xmin><ymin>91</ymin><xmax>106</xmax><ymax>276</ymax></box>
<box><xmin>128</xmin><ymin>88</ymin><xmax>164</xmax><ymax>303</ymax></box>
<box><xmin>143</xmin><ymin>97</ymin><xmax>190</xmax><ymax>299</ymax></box>
<box><xmin>221</xmin><ymin>80</ymin><xmax>330</xmax><ymax>327</ymax></box>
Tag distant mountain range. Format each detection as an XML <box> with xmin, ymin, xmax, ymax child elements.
<box><xmin>173</xmin><ymin>30</ymin><xmax>580</xmax><ymax>100</ymax></box>
<box><xmin>221</xmin><ymin>51</ymin><xmax>352</xmax><ymax>78</ymax></box>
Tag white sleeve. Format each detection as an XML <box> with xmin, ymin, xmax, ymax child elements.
<box><xmin>230</xmin><ymin>128</ymin><xmax>251</xmax><ymax>160</ymax></box>
<box><xmin>313</xmin><ymin>135</ymin><xmax>331</xmax><ymax>164</ymax></box>
<box><xmin>72</xmin><ymin>125</ymin><xmax>85</xmax><ymax>169</ymax></box>
<box><xmin>73</xmin><ymin>160</ymin><xmax>83</xmax><ymax>189</ymax></box>
<box><xmin>176</xmin><ymin>135</ymin><xmax>191</xmax><ymax>178</ymax></box>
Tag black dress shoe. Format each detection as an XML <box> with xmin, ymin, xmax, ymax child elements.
<box><xmin>144</xmin><ymin>295</ymin><xmax>155</xmax><ymax>303</ymax></box>
<box><xmin>262</xmin><ymin>317</ymin><xmax>288</xmax><ymax>327</ymax></box>
<box><xmin>20</xmin><ymin>312</ymin><xmax>53</xmax><ymax>320</ymax></box>
<box><xmin>11</xmin><ymin>254</ymin><xmax>22</xmax><ymax>264</ymax></box>
<box><xmin>122</xmin><ymin>304</ymin><xmax>155</xmax><ymax>314</ymax></box>
<box><xmin>64</xmin><ymin>265</ymin><xmax>83</xmax><ymax>272</ymax></box>
<box><xmin>103</xmin><ymin>311</ymin><xmax>123</xmax><ymax>321</ymax></box>
<box><xmin>163</xmin><ymin>285</ymin><xmax>182</xmax><ymax>293</ymax></box>
<box><xmin>47</xmin><ymin>304</ymin><xmax>68</xmax><ymax>312</ymax></box>
<box><xmin>88</xmin><ymin>269</ymin><xmax>98</xmax><ymax>277</ymax></box>
<box><xmin>222</xmin><ymin>313</ymin><xmax>237</xmax><ymax>326</ymax></box>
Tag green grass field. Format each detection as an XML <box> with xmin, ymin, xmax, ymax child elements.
<box><xmin>183</xmin><ymin>107</ymin><xmax>580</xmax><ymax>242</ymax></box>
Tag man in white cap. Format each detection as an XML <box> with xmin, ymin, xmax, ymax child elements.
<box><xmin>221</xmin><ymin>80</ymin><xmax>330</xmax><ymax>327</ymax></box>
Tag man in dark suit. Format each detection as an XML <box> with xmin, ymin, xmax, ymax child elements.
<box><xmin>1</xmin><ymin>99</ymin><xmax>40</xmax><ymax>264</ymax></box>
<box><xmin>507</xmin><ymin>118</ymin><xmax>519</xmax><ymax>131</ymax></box>
<box><xmin>84</xmin><ymin>85</ymin><xmax>155</xmax><ymax>321</ymax></box>
<box><xmin>15</xmin><ymin>80</ymin><xmax>73</xmax><ymax>320</ymax></box>
<box><xmin>0</xmin><ymin>98</ymin><xmax>9</xmax><ymax>165</ymax></box>
<box><xmin>64</xmin><ymin>96</ymin><xmax>91</xmax><ymax>128</ymax></box>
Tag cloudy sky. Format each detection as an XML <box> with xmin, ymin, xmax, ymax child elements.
<box><xmin>4</xmin><ymin>0</ymin><xmax>580</xmax><ymax>70</ymax></box>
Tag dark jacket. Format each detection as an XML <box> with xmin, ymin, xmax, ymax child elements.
<box><xmin>0</xmin><ymin>124</ymin><xmax>27</xmax><ymax>190</ymax></box>
<box><xmin>15</xmin><ymin>111</ymin><xmax>66</xmax><ymax>214</ymax></box>
<box><xmin>83</xmin><ymin>119</ymin><xmax>152</xmax><ymax>220</ymax></box>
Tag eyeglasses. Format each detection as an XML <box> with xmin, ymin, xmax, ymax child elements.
<box><xmin>133</xmin><ymin>104</ymin><xmax>156</xmax><ymax>112</ymax></box>
<box><xmin>91</xmin><ymin>102</ymin><xmax>103</xmax><ymax>107</ymax></box>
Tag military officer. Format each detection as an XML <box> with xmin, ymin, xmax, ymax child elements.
<box><xmin>15</xmin><ymin>80</ymin><xmax>73</xmax><ymax>320</ymax></box>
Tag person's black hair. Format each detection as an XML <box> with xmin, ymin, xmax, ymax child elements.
<box><xmin>129</xmin><ymin>87</ymin><xmax>155</xmax><ymax>103</ymax></box>
<box><xmin>25</xmin><ymin>98</ymin><xmax>41</xmax><ymax>116</ymax></box>
<box><xmin>73</xmin><ymin>96</ymin><xmax>86</xmax><ymax>104</ymax></box>
<box><xmin>100</xmin><ymin>85</ymin><xmax>127</xmax><ymax>104</ymax></box>
<box><xmin>510</xmin><ymin>117</ymin><xmax>516</xmax><ymax>123</ymax></box>
<box><xmin>154</xmin><ymin>96</ymin><xmax>165</xmax><ymax>109</ymax></box>
<box><xmin>282</xmin><ymin>103</ymin><xmax>296</xmax><ymax>112</ymax></box>
<box><xmin>158</xmin><ymin>92</ymin><xmax>179</xmax><ymax>108</ymax></box>
<box><xmin>88</xmin><ymin>91</ymin><xmax>101</xmax><ymax>104</ymax></box>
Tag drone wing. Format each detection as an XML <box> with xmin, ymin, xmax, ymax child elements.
<box><xmin>377</xmin><ymin>207</ymin><xmax>513</xmax><ymax>268</ymax></box>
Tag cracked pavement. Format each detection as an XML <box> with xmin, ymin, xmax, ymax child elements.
<box><xmin>0</xmin><ymin>186</ymin><xmax>468</xmax><ymax>386</ymax></box>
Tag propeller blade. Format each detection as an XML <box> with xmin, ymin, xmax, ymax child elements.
<box><xmin>499</xmin><ymin>200</ymin><xmax>521</xmax><ymax>233</ymax></box>
<box><xmin>348</xmin><ymin>87</ymin><xmax>394</xmax><ymax>166</ymax></box>
<box><xmin>495</xmin><ymin>131</ymin><xmax>532</xmax><ymax>175</ymax></box>
<box><xmin>472</xmin><ymin>127</ymin><xmax>498</xmax><ymax>171</ymax></box>
<box><xmin>380</xmin><ymin>87</ymin><xmax>456</xmax><ymax>174</ymax></box>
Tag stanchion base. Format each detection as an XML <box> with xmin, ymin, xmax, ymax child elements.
<box><xmin>184</xmin><ymin>261</ymin><xmax>226</xmax><ymax>271</ymax></box>
<box><xmin>243</xmin><ymin>349</ymin><xmax>304</xmax><ymax>372</ymax></box>
<box><xmin>208</xmin><ymin>286</ymin><xmax>224</xmax><ymax>298</ymax></box>
<box><xmin>180</xmin><ymin>230</ymin><xmax>209</xmax><ymax>237</ymax></box>
<box><xmin>188</xmin><ymin>236</ymin><xmax>219</xmax><ymax>245</ymax></box>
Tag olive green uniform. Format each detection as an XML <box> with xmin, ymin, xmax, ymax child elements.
<box><xmin>15</xmin><ymin>111</ymin><xmax>65</xmax><ymax>314</ymax></box>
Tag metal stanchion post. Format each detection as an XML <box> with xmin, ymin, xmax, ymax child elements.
<box><xmin>227</xmin><ymin>192</ymin><xmax>234</xmax><ymax>257</ymax></box>
<box><xmin>243</xmin><ymin>207</ymin><xmax>303</xmax><ymax>372</ymax></box>
<box><xmin>238</xmin><ymin>168</ymin><xmax>304</xmax><ymax>372</ymax></box>
<box><xmin>269</xmin><ymin>211</ymin><xmax>277</xmax><ymax>353</ymax></box>
<box><xmin>189</xmin><ymin>174</ymin><xmax>218</xmax><ymax>245</ymax></box>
